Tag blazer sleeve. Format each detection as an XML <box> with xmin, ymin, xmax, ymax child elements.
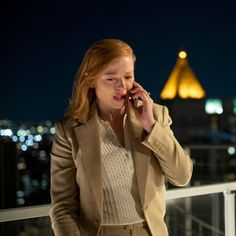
<box><xmin>141</xmin><ymin>105</ymin><xmax>193</xmax><ymax>186</ymax></box>
<box><xmin>49</xmin><ymin>122</ymin><xmax>81</xmax><ymax>236</ymax></box>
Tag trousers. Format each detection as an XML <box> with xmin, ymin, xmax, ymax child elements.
<box><xmin>99</xmin><ymin>222</ymin><xmax>152</xmax><ymax>236</ymax></box>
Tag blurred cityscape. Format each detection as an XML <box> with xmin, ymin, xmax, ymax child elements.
<box><xmin>0</xmin><ymin>119</ymin><xmax>54</xmax><ymax>209</ymax></box>
<box><xmin>0</xmin><ymin>50</ymin><xmax>236</xmax><ymax>212</ymax></box>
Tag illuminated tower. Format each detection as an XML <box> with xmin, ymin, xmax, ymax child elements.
<box><xmin>160</xmin><ymin>50</ymin><xmax>206</xmax><ymax>100</ymax></box>
<box><xmin>159</xmin><ymin>50</ymin><xmax>208</xmax><ymax>143</ymax></box>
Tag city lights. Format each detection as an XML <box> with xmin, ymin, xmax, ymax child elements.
<box><xmin>0</xmin><ymin>118</ymin><xmax>55</xmax><ymax>208</ymax></box>
<box><xmin>0</xmin><ymin>129</ymin><xmax>13</xmax><ymax>137</ymax></box>
<box><xmin>205</xmin><ymin>99</ymin><xmax>224</xmax><ymax>115</ymax></box>
<box><xmin>34</xmin><ymin>134</ymin><xmax>42</xmax><ymax>142</ymax></box>
<box><xmin>228</xmin><ymin>147</ymin><xmax>236</xmax><ymax>155</ymax></box>
<box><xmin>12</xmin><ymin>135</ymin><xmax>18</xmax><ymax>142</ymax></box>
<box><xmin>50</xmin><ymin>127</ymin><xmax>56</xmax><ymax>134</ymax></box>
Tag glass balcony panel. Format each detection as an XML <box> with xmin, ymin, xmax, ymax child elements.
<box><xmin>166</xmin><ymin>193</ymin><xmax>226</xmax><ymax>236</ymax></box>
<box><xmin>0</xmin><ymin>216</ymin><xmax>53</xmax><ymax>236</ymax></box>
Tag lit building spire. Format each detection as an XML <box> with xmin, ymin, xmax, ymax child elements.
<box><xmin>160</xmin><ymin>50</ymin><xmax>206</xmax><ymax>99</ymax></box>
<box><xmin>178</xmin><ymin>50</ymin><xmax>187</xmax><ymax>59</ymax></box>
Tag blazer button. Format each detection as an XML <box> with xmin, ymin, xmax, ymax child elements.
<box><xmin>94</xmin><ymin>220</ymin><xmax>99</xmax><ymax>225</ymax></box>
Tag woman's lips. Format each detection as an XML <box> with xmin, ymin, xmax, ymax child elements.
<box><xmin>113</xmin><ymin>94</ymin><xmax>126</xmax><ymax>101</ymax></box>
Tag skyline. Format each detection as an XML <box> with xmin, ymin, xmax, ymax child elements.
<box><xmin>1</xmin><ymin>1</ymin><xmax>236</xmax><ymax>122</ymax></box>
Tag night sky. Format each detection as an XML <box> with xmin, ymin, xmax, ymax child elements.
<box><xmin>1</xmin><ymin>1</ymin><xmax>236</xmax><ymax>122</ymax></box>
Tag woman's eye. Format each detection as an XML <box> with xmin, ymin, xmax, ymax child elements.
<box><xmin>125</xmin><ymin>76</ymin><xmax>133</xmax><ymax>80</ymax></box>
<box><xmin>106</xmin><ymin>77</ymin><xmax>115</xmax><ymax>81</ymax></box>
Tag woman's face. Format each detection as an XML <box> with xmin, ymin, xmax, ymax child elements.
<box><xmin>94</xmin><ymin>56</ymin><xmax>134</xmax><ymax>114</ymax></box>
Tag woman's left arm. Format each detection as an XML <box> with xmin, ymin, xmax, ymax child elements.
<box><xmin>141</xmin><ymin>105</ymin><xmax>193</xmax><ymax>186</ymax></box>
<box><xmin>129</xmin><ymin>82</ymin><xmax>192</xmax><ymax>186</ymax></box>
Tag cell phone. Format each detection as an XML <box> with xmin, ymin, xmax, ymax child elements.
<box><xmin>126</xmin><ymin>87</ymin><xmax>138</xmax><ymax>108</ymax></box>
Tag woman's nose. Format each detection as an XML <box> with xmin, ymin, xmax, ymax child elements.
<box><xmin>115</xmin><ymin>78</ymin><xmax>126</xmax><ymax>89</ymax></box>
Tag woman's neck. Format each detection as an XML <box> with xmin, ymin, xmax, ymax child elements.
<box><xmin>98</xmin><ymin>107</ymin><xmax>125</xmax><ymax>124</ymax></box>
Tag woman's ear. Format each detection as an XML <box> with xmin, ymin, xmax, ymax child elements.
<box><xmin>90</xmin><ymin>79</ymin><xmax>96</xmax><ymax>88</ymax></box>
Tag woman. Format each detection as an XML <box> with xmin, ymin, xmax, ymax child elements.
<box><xmin>49</xmin><ymin>38</ymin><xmax>193</xmax><ymax>236</ymax></box>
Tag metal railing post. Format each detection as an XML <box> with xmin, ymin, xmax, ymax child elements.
<box><xmin>185</xmin><ymin>197</ymin><xmax>192</xmax><ymax>236</ymax></box>
<box><xmin>224</xmin><ymin>190</ymin><xmax>235</xmax><ymax>236</ymax></box>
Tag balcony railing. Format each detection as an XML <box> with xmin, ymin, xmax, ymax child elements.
<box><xmin>0</xmin><ymin>182</ymin><xmax>235</xmax><ymax>236</ymax></box>
<box><xmin>166</xmin><ymin>182</ymin><xmax>236</xmax><ymax>236</ymax></box>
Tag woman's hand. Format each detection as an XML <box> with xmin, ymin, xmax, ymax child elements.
<box><xmin>128</xmin><ymin>81</ymin><xmax>155</xmax><ymax>133</ymax></box>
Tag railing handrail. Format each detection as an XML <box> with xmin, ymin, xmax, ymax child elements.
<box><xmin>184</xmin><ymin>144</ymin><xmax>236</xmax><ymax>149</ymax></box>
<box><xmin>166</xmin><ymin>181</ymin><xmax>236</xmax><ymax>200</ymax></box>
<box><xmin>0</xmin><ymin>204</ymin><xmax>51</xmax><ymax>222</ymax></box>
<box><xmin>0</xmin><ymin>182</ymin><xmax>236</xmax><ymax>223</ymax></box>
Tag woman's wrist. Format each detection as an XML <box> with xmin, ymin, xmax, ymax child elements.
<box><xmin>143</xmin><ymin>119</ymin><xmax>156</xmax><ymax>133</ymax></box>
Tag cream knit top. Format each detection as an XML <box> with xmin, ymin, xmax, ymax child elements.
<box><xmin>98</xmin><ymin>116</ymin><xmax>144</xmax><ymax>225</ymax></box>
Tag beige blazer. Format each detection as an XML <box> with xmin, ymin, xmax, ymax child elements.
<box><xmin>49</xmin><ymin>103</ymin><xmax>193</xmax><ymax>236</ymax></box>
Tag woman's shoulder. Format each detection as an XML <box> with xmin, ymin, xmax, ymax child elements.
<box><xmin>55</xmin><ymin>116</ymin><xmax>81</xmax><ymax>129</ymax></box>
<box><xmin>153</xmin><ymin>103</ymin><xmax>164</xmax><ymax>110</ymax></box>
<box><xmin>52</xmin><ymin>116</ymin><xmax>82</xmax><ymax>140</ymax></box>
<box><xmin>153</xmin><ymin>103</ymin><xmax>168</xmax><ymax>114</ymax></box>
<box><xmin>152</xmin><ymin>103</ymin><xmax>171</xmax><ymax>125</ymax></box>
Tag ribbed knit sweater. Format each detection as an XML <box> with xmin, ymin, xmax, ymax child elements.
<box><xmin>98</xmin><ymin>116</ymin><xmax>144</xmax><ymax>225</ymax></box>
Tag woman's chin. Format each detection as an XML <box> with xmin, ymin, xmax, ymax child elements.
<box><xmin>113</xmin><ymin>98</ymin><xmax>125</xmax><ymax>105</ymax></box>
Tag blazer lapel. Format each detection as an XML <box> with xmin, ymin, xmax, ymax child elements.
<box><xmin>74</xmin><ymin>115</ymin><xmax>103</xmax><ymax>217</ymax></box>
<box><xmin>127</xmin><ymin>111</ymin><xmax>151</xmax><ymax>208</ymax></box>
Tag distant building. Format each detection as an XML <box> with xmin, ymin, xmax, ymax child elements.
<box><xmin>159</xmin><ymin>51</ymin><xmax>236</xmax><ymax>183</ymax></box>
<box><xmin>159</xmin><ymin>51</ymin><xmax>208</xmax><ymax>144</ymax></box>
<box><xmin>0</xmin><ymin>140</ymin><xmax>17</xmax><ymax>209</ymax></box>
<box><xmin>159</xmin><ymin>50</ymin><xmax>236</xmax><ymax>144</ymax></box>
<box><xmin>160</xmin><ymin>50</ymin><xmax>205</xmax><ymax>100</ymax></box>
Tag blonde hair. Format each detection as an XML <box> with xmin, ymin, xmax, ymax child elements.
<box><xmin>65</xmin><ymin>38</ymin><xmax>136</xmax><ymax>122</ymax></box>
